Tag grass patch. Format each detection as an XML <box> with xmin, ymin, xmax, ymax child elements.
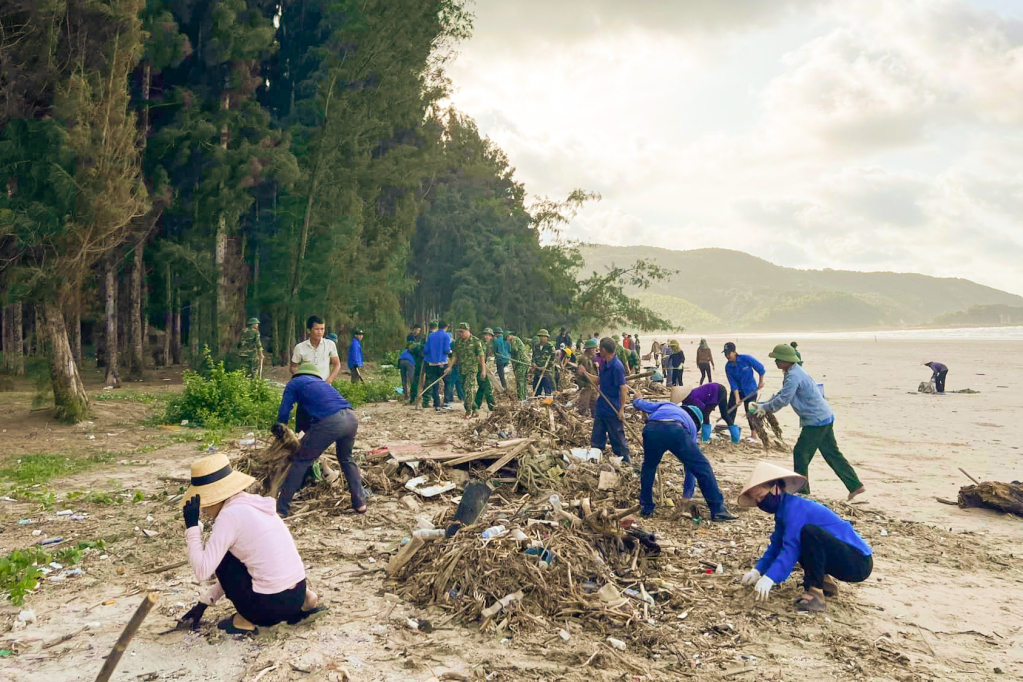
<box><xmin>1</xmin><ymin>540</ymin><xmax>106</xmax><ymax>605</ymax></box>
<box><xmin>93</xmin><ymin>390</ymin><xmax>172</xmax><ymax>405</ymax></box>
<box><xmin>0</xmin><ymin>451</ymin><xmax>116</xmax><ymax>487</ymax></box>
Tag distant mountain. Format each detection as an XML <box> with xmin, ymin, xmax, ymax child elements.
<box><xmin>577</xmin><ymin>245</ymin><xmax>1023</xmax><ymax>332</ymax></box>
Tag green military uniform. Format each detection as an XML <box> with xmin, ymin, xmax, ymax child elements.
<box><xmin>407</xmin><ymin>335</ymin><xmax>425</xmax><ymax>405</ymax></box>
<box><xmin>451</xmin><ymin>323</ymin><xmax>485</xmax><ymax>415</ymax></box>
<box><xmin>239</xmin><ymin>317</ymin><xmax>262</xmax><ymax>376</ymax></box>
<box><xmin>612</xmin><ymin>335</ymin><xmax>629</xmax><ymax>371</ymax></box>
<box><xmin>531</xmin><ymin>330</ymin><xmax>555</xmax><ymax>395</ymax></box>
<box><xmin>473</xmin><ymin>327</ymin><xmax>497</xmax><ymax>412</ymax></box>
<box><xmin>506</xmin><ymin>330</ymin><xmax>529</xmax><ymax>401</ymax></box>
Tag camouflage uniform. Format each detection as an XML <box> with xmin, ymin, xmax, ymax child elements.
<box><xmin>239</xmin><ymin>318</ymin><xmax>262</xmax><ymax>376</ymax></box>
<box><xmin>531</xmin><ymin>332</ymin><xmax>556</xmax><ymax>396</ymax></box>
<box><xmin>407</xmin><ymin>336</ymin><xmax>425</xmax><ymax>405</ymax></box>
<box><xmin>575</xmin><ymin>347</ymin><xmax>599</xmax><ymax>417</ymax></box>
<box><xmin>473</xmin><ymin>328</ymin><xmax>496</xmax><ymax>412</ymax></box>
<box><xmin>506</xmin><ymin>332</ymin><xmax>529</xmax><ymax>401</ymax></box>
<box><xmin>451</xmin><ymin>324</ymin><xmax>485</xmax><ymax>415</ymax></box>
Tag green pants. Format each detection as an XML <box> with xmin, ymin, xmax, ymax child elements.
<box><xmin>514</xmin><ymin>365</ymin><xmax>528</xmax><ymax>400</ymax></box>
<box><xmin>473</xmin><ymin>372</ymin><xmax>496</xmax><ymax>411</ymax></box>
<box><xmin>459</xmin><ymin>365</ymin><xmax>478</xmax><ymax>414</ymax></box>
<box><xmin>408</xmin><ymin>363</ymin><xmax>423</xmax><ymax>404</ymax></box>
<box><xmin>793</xmin><ymin>422</ymin><xmax>862</xmax><ymax>494</ymax></box>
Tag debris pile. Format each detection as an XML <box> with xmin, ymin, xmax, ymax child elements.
<box><xmin>958</xmin><ymin>481</ymin><xmax>1023</xmax><ymax>517</ymax></box>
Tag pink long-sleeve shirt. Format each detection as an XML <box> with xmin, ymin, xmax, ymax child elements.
<box><xmin>185</xmin><ymin>492</ymin><xmax>306</xmax><ymax>605</ymax></box>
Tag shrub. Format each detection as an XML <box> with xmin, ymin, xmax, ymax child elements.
<box><xmin>331</xmin><ymin>378</ymin><xmax>400</xmax><ymax>408</ymax></box>
<box><xmin>381</xmin><ymin>350</ymin><xmax>400</xmax><ymax>367</ymax></box>
<box><xmin>163</xmin><ymin>348</ymin><xmax>281</xmax><ymax>429</ymax></box>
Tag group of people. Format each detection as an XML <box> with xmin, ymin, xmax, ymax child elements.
<box><xmin>238</xmin><ymin>315</ymin><xmax>366</xmax><ymax>383</ymax></box>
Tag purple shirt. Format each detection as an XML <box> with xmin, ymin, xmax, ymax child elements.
<box><xmin>683</xmin><ymin>383</ymin><xmax>723</xmax><ymax>411</ymax></box>
<box><xmin>926</xmin><ymin>362</ymin><xmax>947</xmax><ymax>374</ymax></box>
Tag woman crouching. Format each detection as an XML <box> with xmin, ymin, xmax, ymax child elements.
<box><xmin>738</xmin><ymin>462</ymin><xmax>873</xmax><ymax>613</ymax></box>
<box><xmin>177</xmin><ymin>453</ymin><xmax>322</xmax><ymax>634</ymax></box>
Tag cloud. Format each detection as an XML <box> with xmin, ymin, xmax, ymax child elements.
<box><xmin>446</xmin><ymin>0</ymin><xmax>1023</xmax><ymax>295</ymax></box>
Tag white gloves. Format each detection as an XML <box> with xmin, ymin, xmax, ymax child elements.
<box><xmin>754</xmin><ymin>575</ymin><xmax>775</xmax><ymax>601</ymax></box>
<box><xmin>741</xmin><ymin>568</ymin><xmax>760</xmax><ymax>585</ymax></box>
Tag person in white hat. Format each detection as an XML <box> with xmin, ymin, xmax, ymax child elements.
<box><xmin>177</xmin><ymin>453</ymin><xmax>322</xmax><ymax>634</ymax></box>
<box><xmin>754</xmin><ymin>344</ymin><xmax>865</xmax><ymax>501</ymax></box>
<box><xmin>737</xmin><ymin>462</ymin><xmax>873</xmax><ymax>614</ymax></box>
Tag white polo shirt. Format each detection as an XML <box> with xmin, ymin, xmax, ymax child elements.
<box><xmin>290</xmin><ymin>338</ymin><xmax>338</xmax><ymax>379</ymax></box>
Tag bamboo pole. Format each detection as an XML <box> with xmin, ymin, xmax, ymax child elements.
<box><xmin>94</xmin><ymin>592</ymin><xmax>160</xmax><ymax>682</ymax></box>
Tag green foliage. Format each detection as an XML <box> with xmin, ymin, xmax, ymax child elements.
<box><xmin>0</xmin><ymin>547</ymin><xmax>51</xmax><ymax>606</ymax></box>
<box><xmin>93</xmin><ymin>390</ymin><xmax>171</xmax><ymax>405</ymax></box>
<box><xmin>331</xmin><ymin>379</ymin><xmax>399</xmax><ymax>408</ymax></box>
<box><xmin>0</xmin><ymin>452</ymin><xmax>115</xmax><ymax>487</ymax></box>
<box><xmin>162</xmin><ymin>350</ymin><xmax>280</xmax><ymax>429</ymax></box>
<box><xmin>381</xmin><ymin>350</ymin><xmax>400</xmax><ymax>367</ymax></box>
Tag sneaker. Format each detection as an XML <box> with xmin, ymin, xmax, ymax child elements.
<box><xmin>639</xmin><ymin>509</ymin><xmax>656</xmax><ymax>519</ymax></box>
<box><xmin>710</xmin><ymin>511</ymin><xmax>737</xmax><ymax>522</ymax></box>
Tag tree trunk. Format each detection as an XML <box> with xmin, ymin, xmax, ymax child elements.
<box><xmin>10</xmin><ymin>302</ymin><xmax>24</xmax><ymax>375</ymax></box>
<box><xmin>126</xmin><ymin>238</ymin><xmax>145</xmax><ymax>380</ymax></box>
<box><xmin>172</xmin><ymin>285</ymin><xmax>182</xmax><ymax>364</ymax></box>
<box><xmin>163</xmin><ymin>264</ymin><xmax>172</xmax><ymax>366</ymax></box>
<box><xmin>42</xmin><ymin>301</ymin><xmax>89</xmax><ymax>422</ymax></box>
<box><xmin>69</xmin><ymin>298</ymin><xmax>82</xmax><ymax>368</ymax></box>
<box><xmin>189</xmin><ymin>298</ymin><xmax>200</xmax><ymax>363</ymax></box>
<box><xmin>104</xmin><ymin>253</ymin><xmax>120</xmax><ymax>387</ymax></box>
<box><xmin>215</xmin><ymin>218</ymin><xmax>227</xmax><ymax>354</ymax></box>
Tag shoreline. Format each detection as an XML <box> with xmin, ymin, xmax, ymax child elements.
<box><xmin>629</xmin><ymin>324</ymin><xmax>1023</xmax><ymax>342</ymax></box>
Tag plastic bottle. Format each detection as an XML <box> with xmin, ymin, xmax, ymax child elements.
<box><xmin>549</xmin><ymin>494</ymin><xmax>563</xmax><ymax>512</ymax></box>
<box><xmin>480</xmin><ymin>525</ymin><xmax>506</xmax><ymax>539</ymax></box>
<box><xmin>412</xmin><ymin>528</ymin><xmax>445</xmax><ymax>540</ymax></box>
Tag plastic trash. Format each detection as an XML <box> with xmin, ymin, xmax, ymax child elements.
<box><xmin>17</xmin><ymin>610</ymin><xmax>36</xmax><ymax>624</ymax></box>
<box><xmin>481</xmin><ymin>525</ymin><xmax>507</xmax><ymax>539</ymax></box>
<box><xmin>608</xmin><ymin>637</ymin><xmax>626</xmax><ymax>650</ymax></box>
<box><xmin>240</xmin><ymin>438</ymin><xmax>256</xmax><ymax>446</ymax></box>
<box><xmin>394</xmin><ymin>387</ymin><xmax>404</xmax><ymax>395</ymax></box>
<box><xmin>38</xmin><ymin>536</ymin><xmax>64</xmax><ymax>546</ymax></box>
<box><xmin>17</xmin><ymin>519</ymin><xmax>32</xmax><ymax>525</ymax></box>
<box><xmin>412</xmin><ymin>528</ymin><xmax>445</xmax><ymax>540</ymax></box>
<box><xmin>70</xmin><ymin>514</ymin><xmax>88</xmax><ymax>521</ymax></box>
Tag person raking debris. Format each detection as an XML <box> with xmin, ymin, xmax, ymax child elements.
<box><xmin>754</xmin><ymin>344</ymin><xmax>865</xmax><ymax>501</ymax></box>
<box><xmin>737</xmin><ymin>461</ymin><xmax>873</xmax><ymax>614</ymax></box>
<box><xmin>274</xmin><ymin>362</ymin><xmax>367</xmax><ymax>517</ymax></box>
<box><xmin>632</xmin><ymin>388</ymin><xmax>737</xmax><ymax>521</ymax></box>
<box><xmin>177</xmin><ymin>453</ymin><xmax>326</xmax><ymax>634</ymax></box>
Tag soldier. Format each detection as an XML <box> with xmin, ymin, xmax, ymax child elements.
<box><xmin>406</xmin><ymin>326</ymin><xmax>425</xmax><ymax>405</ymax></box>
<box><xmin>575</xmin><ymin>338</ymin><xmax>600</xmax><ymax>417</ymax></box>
<box><xmin>473</xmin><ymin>328</ymin><xmax>497</xmax><ymax>412</ymax></box>
<box><xmin>612</xmin><ymin>334</ymin><xmax>630</xmax><ymax>370</ymax></box>
<box><xmin>239</xmin><ymin>317</ymin><xmax>263</xmax><ymax>377</ymax></box>
<box><xmin>531</xmin><ymin>329</ymin><xmax>556</xmax><ymax>396</ymax></box>
<box><xmin>445</xmin><ymin>323</ymin><xmax>486</xmax><ymax>418</ymax></box>
<box><xmin>505</xmin><ymin>329</ymin><xmax>530</xmax><ymax>401</ymax></box>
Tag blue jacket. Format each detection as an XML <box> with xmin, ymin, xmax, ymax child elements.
<box><xmin>423</xmin><ymin>329</ymin><xmax>451</xmax><ymax>364</ymax></box>
<box><xmin>347</xmin><ymin>338</ymin><xmax>363</xmax><ymax>369</ymax></box>
<box><xmin>755</xmin><ymin>494</ymin><xmax>872</xmax><ymax>584</ymax></box>
<box><xmin>399</xmin><ymin>348</ymin><xmax>414</xmax><ymax>364</ymax></box>
<box><xmin>760</xmin><ymin>363</ymin><xmax>833</xmax><ymax>427</ymax></box>
<box><xmin>633</xmin><ymin>399</ymin><xmax>698</xmax><ymax>443</ymax></box>
<box><xmin>277</xmin><ymin>374</ymin><xmax>351</xmax><ymax>424</ymax></box>
<box><xmin>493</xmin><ymin>337</ymin><xmax>510</xmax><ymax>363</ymax></box>
<box><xmin>725</xmin><ymin>354</ymin><xmax>765</xmax><ymax>397</ymax></box>
<box><xmin>595</xmin><ymin>356</ymin><xmax>627</xmax><ymax>417</ymax></box>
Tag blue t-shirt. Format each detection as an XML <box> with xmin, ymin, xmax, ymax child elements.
<box><xmin>725</xmin><ymin>354</ymin><xmax>765</xmax><ymax>397</ymax></box>
<box><xmin>347</xmin><ymin>337</ymin><xmax>363</xmax><ymax>369</ymax></box>
<box><xmin>633</xmin><ymin>399</ymin><xmax>699</xmax><ymax>442</ymax></box>
<box><xmin>399</xmin><ymin>348</ymin><xmax>414</xmax><ymax>364</ymax></box>
<box><xmin>423</xmin><ymin>330</ymin><xmax>451</xmax><ymax>364</ymax></box>
<box><xmin>277</xmin><ymin>374</ymin><xmax>351</xmax><ymax>424</ymax></box>
<box><xmin>755</xmin><ymin>494</ymin><xmax>872</xmax><ymax>584</ymax></box>
<box><xmin>596</xmin><ymin>356</ymin><xmax>627</xmax><ymax>417</ymax></box>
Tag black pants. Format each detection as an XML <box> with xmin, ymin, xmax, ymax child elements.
<box><xmin>216</xmin><ymin>551</ymin><xmax>306</xmax><ymax>626</ymax></box>
<box><xmin>296</xmin><ymin>403</ymin><xmax>311</xmax><ymax>436</ymax></box>
<box><xmin>671</xmin><ymin>367</ymin><xmax>683</xmax><ymax>386</ymax></box>
<box><xmin>424</xmin><ymin>364</ymin><xmax>445</xmax><ymax>407</ymax></box>
<box><xmin>798</xmin><ymin>524</ymin><xmax>873</xmax><ymax>591</ymax></box>
<box><xmin>934</xmin><ymin>370</ymin><xmax>947</xmax><ymax>393</ymax></box>
<box><xmin>495</xmin><ymin>360</ymin><xmax>508</xmax><ymax>389</ymax></box>
<box><xmin>533</xmin><ymin>372</ymin><xmax>553</xmax><ymax>396</ymax></box>
<box><xmin>399</xmin><ymin>359</ymin><xmax>415</xmax><ymax>396</ymax></box>
<box><xmin>698</xmin><ymin>363</ymin><xmax>712</xmax><ymax>384</ymax></box>
<box><xmin>591</xmin><ymin>412</ymin><xmax>630</xmax><ymax>462</ymax></box>
<box><xmin>701</xmin><ymin>384</ymin><xmax>733</xmax><ymax>427</ymax></box>
<box><xmin>277</xmin><ymin>409</ymin><xmax>363</xmax><ymax>516</ymax></box>
<box><xmin>727</xmin><ymin>389</ymin><xmax>757</xmax><ymax>432</ymax></box>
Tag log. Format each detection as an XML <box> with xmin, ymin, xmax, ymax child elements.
<box><xmin>958</xmin><ymin>482</ymin><xmax>1023</xmax><ymax>517</ymax></box>
<box><xmin>485</xmin><ymin>440</ymin><xmax>532</xmax><ymax>474</ymax></box>
<box><xmin>386</xmin><ymin>536</ymin><xmax>426</xmax><ymax>577</ymax></box>
<box><xmin>94</xmin><ymin>592</ymin><xmax>160</xmax><ymax>682</ymax></box>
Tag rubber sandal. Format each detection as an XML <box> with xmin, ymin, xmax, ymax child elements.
<box><xmin>794</xmin><ymin>595</ymin><xmax>827</xmax><ymax>613</ymax></box>
<box><xmin>286</xmin><ymin>605</ymin><xmax>329</xmax><ymax>625</ymax></box>
<box><xmin>353</xmin><ymin>504</ymin><xmax>367</xmax><ymax>514</ymax></box>
<box><xmin>823</xmin><ymin>577</ymin><xmax>839</xmax><ymax>598</ymax></box>
<box><xmin>217</xmin><ymin>615</ymin><xmax>258</xmax><ymax>635</ymax></box>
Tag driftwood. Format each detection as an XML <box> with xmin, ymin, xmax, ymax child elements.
<box><xmin>235</xmin><ymin>427</ymin><xmax>302</xmax><ymax>498</ymax></box>
<box><xmin>94</xmin><ymin>593</ymin><xmax>159</xmax><ymax>682</ymax></box>
<box><xmin>958</xmin><ymin>482</ymin><xmax>1023</xmax><ymax>517</ymax></box>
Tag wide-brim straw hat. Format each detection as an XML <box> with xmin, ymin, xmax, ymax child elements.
<box><xmin>737</xmin><ymin>462</ymin><xmax>807</xmax><ymax>507</ymax></box>
<box><xmin>182</xmin><ymin>453</ymin><xmax>256</xmax><ymax>508</ymax></box>
<box><xmin>670</xmin><ymin>386</ymin><xmax>692</xmax><ymax>403</ymax></box>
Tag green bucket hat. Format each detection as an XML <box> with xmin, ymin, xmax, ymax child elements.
<box><xmin>494</xmin><ymin>327</ymin><xmax>504</xmax><ymax>335</ymax></box>
<box><xmin>532</xmin><ymin>335</ymin><xmax>540</xmax><ymax>344</ymax></box>
<box><xmin>505</xmin><ymin>329</ymin><xmax>515</xmax><ymax>336</ymax></box>
<box><xmin>326</xmin><ymin>332</ymin><xmax>338</xmax><ymax>342</ymax></box>
<box><xmin>537</xmin><ymin>329</ymin><xmax>550</xmax><ymax>337</ymax></box>
<box><xmin>483</xmin><ymin>327</ymin><xmax>494</xmax><ymax>335</ymax></box>
<box><xmin>293</xmin><ymin>362</ymin><xmax>323</xmax><ymax>378</ymax></box>
<box><xmin>612</xmin><ymin>334</ymin><xmax>620</xmax><ymax>342</ymax></box>
<box><xmin>584</xmin><ymin>338</ymin><xmax>598</xmax><ymax>349</ymax></box>
<box><xmin>458</xmin><ymin>322</ymin><xmax>470</xmax><ymax>330</ymax></box>
<box><xmin>768</xmin><ymin>343</ymin><xmax>800</xmax><ymax>363</ymax></box>
<box><xmin>247</xmin><ymin>317</ymin><xmax>260</xmax><ymax>326</ymax></box>
<box><xmin>429</xmin><ymin>320</ymin><xmax>439</xmax><ymax>328</ymax></box>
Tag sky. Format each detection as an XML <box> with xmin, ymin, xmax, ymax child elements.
<box><xmin>444</xmin><ymin>0</ymin><xmax>1023</xmax><ymax>296</ymax></box>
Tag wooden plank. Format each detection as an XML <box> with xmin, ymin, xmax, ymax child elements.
<box><xmin>386</xmin><ymin>535</ymin><xmax>425</xmax><ymax>577</ymax></box>
<box><xmin>392</xmin><ymin>451</ymin><xmax>464</xmax><ymax>464</ymax></box>
<box><xmin>485</xmin><ymin>441</ymin><xmax>531</xmax><ymax>475</ymax></box>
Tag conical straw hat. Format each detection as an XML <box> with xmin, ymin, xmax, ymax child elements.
<box><xmin>181</xmin><ymin>453</ymin><xmax>256</xmax><ymax>508</ymax></box>
<box><xmin>737</xmin><ymin>461</ymin><xmax>807</xmax><ymax>507</ymax></box>
<box><xmin>670</xmin><ymin>386</ymin><xmax>692</xmax><ymax>404</ymax></box>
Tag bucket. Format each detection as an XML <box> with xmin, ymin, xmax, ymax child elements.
<box><xmin>816</xmin><ymin>382</ymin><xmax>825</xmax><ymax>399</ymax></box>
